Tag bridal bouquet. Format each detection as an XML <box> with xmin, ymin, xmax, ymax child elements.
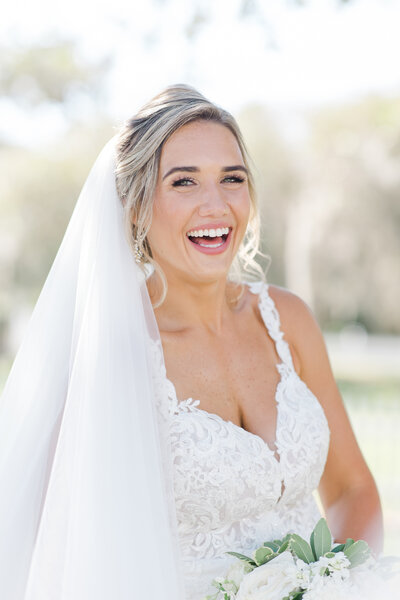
<box><xmin>205</xmin><ymin>519</ymin><xmax>398</xmax><ymax>600</ymax></box>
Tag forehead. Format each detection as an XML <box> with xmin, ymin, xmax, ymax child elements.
<box><xmin>159</xmin><ymin>120</ymin><xmax>244</xmax><ymax>171</ymax></box>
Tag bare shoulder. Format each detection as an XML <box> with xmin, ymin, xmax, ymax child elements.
<box><xmin>267</xmin><ymin>284</ymin><xmax>317</xmax><ymax>330</ymax></box>
<box><xmin>266</xmin><ymin>284</ymin><xmax>326</xmax><ymax>375</ymax></box>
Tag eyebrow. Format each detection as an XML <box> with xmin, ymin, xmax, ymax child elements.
<box><xmin>162</xmin><ymin>165</ymin><xmax>248</xmax><ymax>181</ymax></box>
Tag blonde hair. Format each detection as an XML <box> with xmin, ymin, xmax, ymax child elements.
<box><xmin>115</xmin><ymin>84</ymin><xmax>265</xmax><ymax>306</ymax></box>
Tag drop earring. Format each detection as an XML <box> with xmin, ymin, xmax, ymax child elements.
<box><xmin>134</xmin><ymin>240</ymin><xmax>143</xmax><ymax>264</ymax></box>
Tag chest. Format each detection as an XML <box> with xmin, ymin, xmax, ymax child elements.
<box><xmin>168</xmin><ymin>366</ymin><xmax>331</xmax><ymax>558</ymax></box>
<box><xmin>161</xmin><ymin>310</ymin><xmax>283</xmax><ymax>446</ymax></box>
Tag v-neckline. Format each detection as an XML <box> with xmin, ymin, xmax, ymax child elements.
<box><xmin>162</xmin><ymin>281</ymin><xmax>292</xmax><ymax>464</ymax></box>
<box><xmin>166</xmin><ymin>365</ymin><xmax>287</xmax><ymax>463</ymax></box>
<box><xmin>164</xmin><ymin>355</ymin><xmax>288</xmax><ymax>505</ymax></box>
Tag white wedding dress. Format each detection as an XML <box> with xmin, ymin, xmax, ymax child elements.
<box><xmin>155</xmin><ymin>281</ymin><xmax>331</xmax><ymax>600</ymax></box>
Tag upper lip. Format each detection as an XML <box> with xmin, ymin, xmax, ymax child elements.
<box><xmin>186</xmin><ymin>222</ymin><xmax>233</xmax><ymax>234</ymax></box>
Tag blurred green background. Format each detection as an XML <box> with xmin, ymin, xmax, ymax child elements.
<box><xmin>0</xmin><ymin>0</ymin><xmax>399</xmax><ymax>553</ymax></box>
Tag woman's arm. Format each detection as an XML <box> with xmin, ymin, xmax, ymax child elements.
<box><xmin>269</xmin><ymin>285</ymin><xmax>384</xmax><ymax>553</ymax></box>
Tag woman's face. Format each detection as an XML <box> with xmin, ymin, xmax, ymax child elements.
<box><xmin>147</xmin><ymin>120</ymin><xmax>251</xmax><ymax>285</ymax></box>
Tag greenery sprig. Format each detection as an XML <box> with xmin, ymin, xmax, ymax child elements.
<box><xmin>226</xmin><ymin>518</ymin><xmax>371</xmax><ymax>570</ymax></box>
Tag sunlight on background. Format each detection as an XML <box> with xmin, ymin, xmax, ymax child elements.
<box><xmin>1</xmin><ymin>0</ymin><xmax>399</xmax><ymax>551</ymax></box>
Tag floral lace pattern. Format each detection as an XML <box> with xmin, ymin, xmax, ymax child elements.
<box><xmin>152</xmin><ymin>282</ymin><xmax>330</xmax><ymax>600</ymax></box>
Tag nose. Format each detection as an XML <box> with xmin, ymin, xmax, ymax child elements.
<box><xmin>198</xmin><ymin>185</ymin><xmax>229</xmax><ymax>218</ymax></box>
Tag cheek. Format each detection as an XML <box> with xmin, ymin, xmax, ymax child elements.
<box><xmin>147</xmin><ymin>199</ymin><xmax>183</xmax><ymax>256</ymax></box>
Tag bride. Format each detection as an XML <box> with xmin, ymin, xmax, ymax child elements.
<box><xmin>0</xmin><ymin>84</ymin><xmax>382</xmax><ymax>600</ymax></box>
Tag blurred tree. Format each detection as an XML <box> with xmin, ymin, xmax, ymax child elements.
<box><xmin>234</xmin><ymin>96</ymin><xmax>400</xmax><ymax>334</ymax></box>
<box><xmin>0</xmin><ymin>39</ymin><xmax>113</xmax><ymax>354</ymax></box>
<box><xmin>179</xmin><ymin>0</ymin><xmax>356</xmax><ymax>42</ymax></box>
<box><xmin>308</xmin><ymin>96</ymin><xmax>400</xmax><ymax>334</ymax></box>
<box><xmin>0</xmin><ymin>40</ymin><xmax>109</xmax><ymax>109</ymax></box>
<box><xmin>238</xmin><ymin>105</ymin><xmax>299</xmax><ymax>286</ymax></box>
<box><xmin>0</xmin><ymin>120</ymin><xmax>114</xmax><ymax>354</ymax></box>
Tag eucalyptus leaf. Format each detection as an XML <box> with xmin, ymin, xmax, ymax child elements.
<box><xmin>278</xmin><ymin>540</ymin><xmax>290</xmax><ymax>554</ymax></box>
<box><xmin>281</xmin><ymin>534</ymin><xmax>292</xmax><ymax>544</ymax></box>
<box><xmin>344</xmin><ymin>538</ymin><xmax>355</xmax><ymax>550</ymax></box>
<box><xmin>254</xmin><ymin>546</ymin><xmax>275</xmax><ymax>566</ymax></box>
<box><xmin>343</xmin><ymin>540</ymin><xmax>371</xmax><ymax>567</ymax></box>
<box><xmin>310</xmin><ymin>518</ymin><xmax>332</xmax><ymax>560</ymax></box>
<box><xmin>225</xmin><ymin>551</ymin><xmax>257</xmax><ymax>567</ymax></box>
<box><xmin>263</xmin><ymin>541</ymin><xmax>280</xmax><ymax>552</ymax></box>
<box><xmin>289</xmin><ymin>534</ymin><xmax>315</xmax><ymax>564</ymax></box>
<box><xmin>332</xmin><ymin>543</ymin><xmax>345</xmax><ymax>553</ymax></box>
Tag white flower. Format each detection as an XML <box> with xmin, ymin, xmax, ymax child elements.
<box><xmin>302</xmin><ymin>577</ymin><xmax>358</xmax><ymax>600</ymax></box>
<box><xmin>225</xmin><ymin>561</ymin><xmax>252</xmax><ymax>589</ymax></box>
<box><xmin>317</xmin><ymin>551</ymin><xmax>351</xmax><ymax>573</ymax></box>
<box><xmin>294</xmin><ymin>560</ymin><xmax>313</xmax><ymax>588</ymax></box>
<box><xmin>236</xmin><ymin>552</ymin><xmax>298</xmax><ymax>600</ymax></box>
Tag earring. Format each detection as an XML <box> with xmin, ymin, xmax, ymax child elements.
<box><xmin>134</xmin><ymin>240</ymin><xmax>143</xmax><ymax>264</ymax></box>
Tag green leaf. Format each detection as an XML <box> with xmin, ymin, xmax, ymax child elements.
<box><xmin>281</xmin><ymin>534</ymin><xmax>292</xmax><ymax>544</ymax></box>
<box><xmin>278</xmin><ymin>539</ymin><xmax>290</xmax><ymax>554</ymax></box>
<box><xmin>343</xmin><ymin>540</ymin><xmax>371</xmax><ymax>567</ymax></box>
<box><xmin>225</xmin><ymin>551</ymin><xmax>257</xmax><ymax>567</ymax></box>
<box><xmin>254</xmin><ymin>546</ymin><xmax>275</xmax><ymax>566</ymax></box>
<box><xmin>331</xmin><ymin>543</ymin><xmax>345</xmax><ymax>553</ymax></box>
<box><xmin>263</xmin><ymin>541</ymin><xmax>280</xmax><ymax>552</ymax></box>
<box><xmin>344</xmin><ymin>538</ymin><xmax>354</xmax><ymax>550</ymax></box>
<box><xmin>289</xmin><ymin>534</ymin><xmax>315</xmax><ymax>564</ymax></box>
<box><xmin>284</xmin><ymin>590</ymin><xmax>305</xmax><ymax>600</ymax></box>
<box><xmin>310</xmin><ymin>518</ymin><xmax>332</xmax><ymax>560</ymax></box>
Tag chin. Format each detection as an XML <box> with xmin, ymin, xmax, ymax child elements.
<box><xmin>184</xmin><ymin>263</ymin><xmax>233</xmax><ymax>285</ymax></box>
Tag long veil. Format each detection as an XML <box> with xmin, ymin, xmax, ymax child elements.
<box><xmin>0</xmin><ymin>139</ymin><xmax>186</xmax><ymax>599</ymax></box>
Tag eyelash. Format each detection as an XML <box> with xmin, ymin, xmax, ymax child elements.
<box><xmin>172</xmin><ymin>177</ymin><xmax>195</xmax><ymax>187</ymax></box>
<box><xmin>171</xmin><ymin>175</ymin><xmax>246</xmax><ymax>187</ymax></box>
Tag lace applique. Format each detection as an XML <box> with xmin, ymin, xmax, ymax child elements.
<box><xmin>248</xmin><ymin>280</ymin><xmax>295</xmax><ymax>369</ymax></box>
<box><xmin>172</xmin><ymin>397</ymin><xmax>201</xmax><ymax>412</ymax></box>
<box><xmin>151</xmin><ymin>282</ymin><xmax>330</xmax><ymax>600</ymax></box>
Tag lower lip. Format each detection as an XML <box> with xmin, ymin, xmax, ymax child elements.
<box><xmin>187</xmin><ymin>229</ymin><xmax>232</xmax><ymax>255</ymax></box>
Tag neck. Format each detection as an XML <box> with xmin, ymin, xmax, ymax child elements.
<box><xmin>148</xmin><ymin>271</ymin><xmax>240</xmax><ymax>335</ymax></box>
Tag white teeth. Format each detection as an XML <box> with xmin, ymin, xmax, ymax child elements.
<box><xmin>186</xmin><ymin>226</ymin><xmax>230</xmax><ymax>238</ymax></box>
<box><xmin>198</xmin><ymin>241</ymin><xmax>224</xmax><ymax>248</ymax></box>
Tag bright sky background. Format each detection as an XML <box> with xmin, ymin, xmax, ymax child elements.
<box><xmin>2</xmin><ymin>0</ymin><xmax>400</xmax><ymax>145</ymax></box>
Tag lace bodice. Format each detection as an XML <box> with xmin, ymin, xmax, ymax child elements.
<box><xmin>155</xmin><ymin>282</ymin><xmax>330</xmax><ymax>600</ymax></box>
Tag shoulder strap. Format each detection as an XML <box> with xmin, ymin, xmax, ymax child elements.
<box><xmin>247</xmin><ymin>281</ymin><xmax>295</xmax><ymax>369</ymax></box>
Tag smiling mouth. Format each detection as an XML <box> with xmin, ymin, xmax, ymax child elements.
<box><xmin>186</xmin><ymin>227</ymin><xmax>231</xmax><ymax>248</ymax></box>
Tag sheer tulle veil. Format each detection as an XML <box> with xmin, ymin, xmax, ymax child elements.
<box><xmin>0</xmin><ymin>138</ymin><xmax>186</xmax><ymax>599</ymax></box>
